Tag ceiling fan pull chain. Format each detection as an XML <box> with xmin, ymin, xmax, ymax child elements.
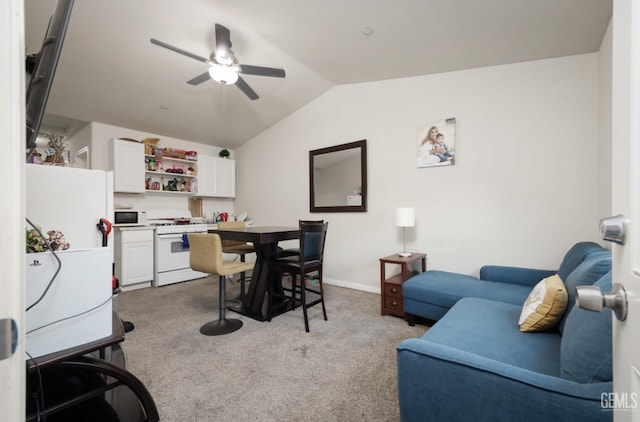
<box><xmin>222</xmin><ymin>84</ymin><xmax>227</xmax><ymax>113</ymax></box>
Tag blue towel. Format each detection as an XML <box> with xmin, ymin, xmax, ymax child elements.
<box><xmin>182</xmin><ymin>233</ymin><xmax>189</xmax><ymax>249</ymax></box>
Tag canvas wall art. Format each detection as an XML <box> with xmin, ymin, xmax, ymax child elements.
<box><xmin>417</xmin><ymin>118</ymin><xmax>456</xmax><ymax>168</ymax></box>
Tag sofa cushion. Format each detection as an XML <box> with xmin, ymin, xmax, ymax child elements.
<box><xmin>560</xmin><ymin>272</ymin><xmax>613</xmax><ymax>383</ymax></box>
<box><xmin>403</xmin><ymin>271</ymin><xmax>532</xmax><ymax>322</ymax></box>
<box><xmin>558</xmin><ymin>251</ymin><xmax>612</xmax><ymax>333</ymax></box>
<box><xmin>423</xmin><ymin>297</ymin><xmax>562</xmax><ymax>377</ymax></box>
<box><xmin>557</xmin><ymin>242</ymin><xmax>608</xmax><ymax>281</ymax></box>
<box><xmin>519</xmin><ymin>274</ymin><xmax>568</xmax><ymax>332</ymax></box>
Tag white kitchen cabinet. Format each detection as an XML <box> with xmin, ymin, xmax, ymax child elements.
<box><xmin>216</xmin><ymin>157</ymin><xmax>235</xmax><ymax>197</ymax></box>
<box><xmin>111</xmin><ymin>138</ymin><xmax>145</xmax><ymax>193</ymax></box>
<box><xmin>196</xmin><ymin>154</ymin><xmax>215</xmax><ymax>196</ymax></box>
<box><xmin>197</xmin><ymin>155</ymin><xmax>235</xmax><ymax>198</ymax></box>
<box><xmin>114</xmin><ymin>228</ymin><xmax>154</xmax><ymax>291</ymax></box>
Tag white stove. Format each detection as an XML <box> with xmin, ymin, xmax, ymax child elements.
<box><xmin>145</xmin><ymin>209</ymin><xmax>208</xmax><ymax>287</ymax></box>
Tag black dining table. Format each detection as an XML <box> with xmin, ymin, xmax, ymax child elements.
<box><xmin>209</xmin><ymin>226</ymin><xmax>300</xmax><ymax>321</ymax></box>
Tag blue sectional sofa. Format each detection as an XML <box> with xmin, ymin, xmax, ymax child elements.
<box><xmin>397</xmin><ymin>242</ymin><xmax>614</xmax><ymax>422</ymax></box>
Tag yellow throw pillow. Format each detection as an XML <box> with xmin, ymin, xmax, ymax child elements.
<box><xmin>518</xmin><ymin>274</ymin><xmax>568</xmax><ymax>332</ymax></box>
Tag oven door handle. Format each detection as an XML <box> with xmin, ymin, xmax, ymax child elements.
<box><xmin>157</xmin><ymin>233</ymin><xmax>189</xmax><ymax>240</ymax></box>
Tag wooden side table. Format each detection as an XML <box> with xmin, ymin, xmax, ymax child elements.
<box><xmin>380</xmin><ymin>253</ymin><xmax>427</xmax><ymax>319</ymax></box>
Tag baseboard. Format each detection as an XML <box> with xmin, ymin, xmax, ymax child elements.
<box><xmin>324</xmin><ymin>277</ymin><xmax>380</xmax><ymax>295</ymax></box>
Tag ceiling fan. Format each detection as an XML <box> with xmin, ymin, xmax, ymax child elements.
<box><xmin>150</xmin><ymin>24</ymin><xmax>286</xmax><ymax>100</ymax></box>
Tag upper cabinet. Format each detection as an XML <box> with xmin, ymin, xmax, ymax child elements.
<box><xmin>197</xmin><ymin>155</ymin><xmax>235</xmax><ymax>198</ymax></box>
<box><xmin>111</xmin><ymin>139</ymin><xmax>145</xmax><ymax>193</ymax></box>
<box><xmin>110</xmin><ymin>139</ymin><xmax>234</xmax><ymax>197</ymax></box>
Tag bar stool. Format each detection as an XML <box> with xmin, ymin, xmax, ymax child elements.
<box><xmin>217</xmin><ymin>220</ymin><xmax>255</xmax><ymax>301</ymax></box>
<box><xmin>278</xmin><ymin>220</ymin><xmax>324</xmax><ymax>299</ymax></box>
<box><xmin>270</xmin><ymin>222</ymin><xmax>329</xmax><ymax>332</ymax></box>
<box><xmin>188</xmin><ymin>233</ymin><xmax>255</xmax><ymax>335</ymax></box>
<box><xmin>277</xmin><ymin>220</ymin><xmax>324</xmax><ymax>258</ymax></box>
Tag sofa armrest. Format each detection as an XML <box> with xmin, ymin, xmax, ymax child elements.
<box><xmin>479</xmin><ymin>265</ymin><xmax>556</xmax><ymax>287</ymax></box>
<box><xmin>397</xmin><ymin>338</ymin><xmax>611</xmax><ymax>422</ymax></box>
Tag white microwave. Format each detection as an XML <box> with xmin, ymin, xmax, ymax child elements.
<box><xmin>113</xmin><ymin>210</ymin><xmax>147</xmax><ymax>226</ymax></box>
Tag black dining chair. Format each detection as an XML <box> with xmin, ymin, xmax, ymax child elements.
<box><xmin>277</xmin><ymin>220</ymin><xmax>324</xmax><ymax>258</ymax></box>
<box><xmin>269</xmin><ymin>222</ymin><xmax>328</xmax><ymax>332</ymax></box>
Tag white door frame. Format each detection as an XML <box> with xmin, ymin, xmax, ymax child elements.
<box><xmin>0</xmin><ymin>0</ymin><xmax>26</xmax><ymax>420</ymax></box>
<box><xmin>611</xmin><ymin>0</ymin><xmax>640</xmax><ymax>421</ymax></box>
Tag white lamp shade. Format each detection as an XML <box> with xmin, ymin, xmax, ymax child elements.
<box><xmin>208</xmin><ymin>65</ymin><xmax>239</xmax><ymax>85</ymax></box>
<box><xmin>395</xmin><ymin>207</ymin><xmax>415</xmax><ymax>227</ymax></box>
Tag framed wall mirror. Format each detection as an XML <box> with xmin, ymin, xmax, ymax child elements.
<box><xmin>309</xmin><ymin>139</ymin><xmax>367</xmax><ymax>213</ymax></box>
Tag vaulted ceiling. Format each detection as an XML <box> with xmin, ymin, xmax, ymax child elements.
<box><xmin>25</xmin><ymin>0</ymin><xmax>612</xmax><ymax>149</ymax></box>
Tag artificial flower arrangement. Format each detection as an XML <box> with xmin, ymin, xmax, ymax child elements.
<box><xmin>26</xmin><ymin>227</ymin><xmax>70</xmax><ymax>253</ymax></box>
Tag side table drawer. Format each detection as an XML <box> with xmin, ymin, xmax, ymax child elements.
<box><xmin>384</xmin><ymin>283</ymin><xmax>403</xmax><ymax>298</ymax></box>
<box><xmin>379</xmin><ymin>253</ymin><xmax>426</xmax><ymax>319</ymax></box>
<box><xmin>384</xmin><ymin>296</ymin><xmax>404</xmax><ymax>312</ymax></box>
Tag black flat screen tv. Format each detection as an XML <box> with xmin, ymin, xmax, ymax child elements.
<box><xmin>25</xmin><ymin>0</ymin><xmax>74</xmax><ymax>162</ymax></box>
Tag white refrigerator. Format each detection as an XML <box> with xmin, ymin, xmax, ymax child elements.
<box><xmin>25</xmin><ymin>164</ymin><xmax>114</xmax><ymax>359</ymax></box>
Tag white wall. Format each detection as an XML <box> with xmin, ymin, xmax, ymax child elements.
<box><xmin>83</xmin><ymin>121</ymin><xmax>236</xmax><ymax>218</ymax></box>
<box><xmin>67</xmin><ymin>123</ymin><xmax>91</xmax><ymax>167</ymax></box>
<box><xmin>235</xmin><ymin>54</ymin><xmax>603</xmax><ymax>292</ymax></box>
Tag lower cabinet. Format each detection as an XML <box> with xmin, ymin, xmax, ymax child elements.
<box><xmin>114</xmin><ymin>228</ymin><xmax>154</xmax><ymax>291</ymax></box>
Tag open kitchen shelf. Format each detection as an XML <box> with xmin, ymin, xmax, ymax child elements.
<box><xmin>145</xmin><ymin>155</ymin><xmax>197</xmax><ymax>175</ymax></box>
<box><xmin>145</xmin><ymin>170</ymin><xmax>196</xmax><ymax>178</ymax></box>
<box><xmin>145</xmin><ymin>189</ymin><xmax>194</xmax><ymax>195</ymax></box>
<box><xmin>145</xmin><ymin>152</ymin><xmax>197</xmax><ymax>193</ymax></box>
<box><xmin>145</xmin><ymin>154</ymin><xmax>196</xmax><ymax>165</ymax></box>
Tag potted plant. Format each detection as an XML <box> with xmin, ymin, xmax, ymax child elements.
<box><xmin>219</xmin><ymin>148</ymin><xmax>230</xmax><ymax>159</ymax></box>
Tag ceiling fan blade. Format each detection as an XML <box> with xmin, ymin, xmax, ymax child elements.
<box><xmin>240</xmin><ymin>64</ymin><xmax>286</xmax><ymax>78</ymax></box>
<box><xmin>215</xmin><ymin>24</ymin><xmax>232</xmax><ymax>50</ymax></box>
<box><xmin>187</xmin><ymin>71</ymin><xmax>211</xmax><ymax>85</ymax></box>
<box><xmin>235</xmin><ymin>76</ymin><xmax>259</xmax><ymax>100</ymax></box>
<box><xmin>150</xmin><ymin>38</ymin><xmax>208</xmax><ymax>63</ymax></box>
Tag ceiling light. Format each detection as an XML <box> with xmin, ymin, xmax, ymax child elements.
<box><xmin>215</xmin><ymin>53</ymin><xmax>235</xmax><ymax>66</ymax></box>
<box><xmin>208</xmin><ymin>65</ymin><xmax>238</xmax><ymax>85</ymax></box>
<box><xmin>361</xmin><ymin>27</ymin><xmax>374</xmax><ymax>36</ymax></box>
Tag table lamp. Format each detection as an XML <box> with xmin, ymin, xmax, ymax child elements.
<box><xmin>395</xmin><ymin>207</ymin><xmax>415</xmax><ymax>257</ymax></box>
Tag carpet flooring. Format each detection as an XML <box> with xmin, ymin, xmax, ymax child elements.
<box><xmin>117</xmin><ymin>276</ymin><xmax>426</xmax><ymax>421</ymax></box>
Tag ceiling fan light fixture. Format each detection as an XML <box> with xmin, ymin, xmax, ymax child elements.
<box><xmin>209</xmin><ymin>64</ymin><xmax>238</xmax><ymax>85</ymax></box>
<box><xmin>213</xmin><ymin>50</ymin><xmax>236</xmax><ymax>66</ymax></box>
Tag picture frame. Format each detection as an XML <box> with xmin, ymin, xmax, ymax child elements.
<box><xmin>417</xmin><ymin>118</ymin><xmax>456</xmax><ymax>168</ymax></box>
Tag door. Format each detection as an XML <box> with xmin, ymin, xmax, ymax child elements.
<box><xmin>155</xmin><ymin>233</ymin><xmax>192</xmax><ymax>273</ymax></box>
<box><xmin>610</xmin><ymin>0</ymin><xmax>640</xmax><ymax>420</ymax></box>
<box><xmin>196</xmin><ymin>154</ymin><xmax>216</xmax><ymax>196</ymax></box>
<box><xmin>116</xmin><ymin>229</ymin><xmax>154</xmax><ymax>287</ymax></box>
<box><xmin>1</xmin><ymin>0</ymin><xmax>26</xmax><ymax>420</ymax></box>
<box><xmin>216</xmin><ymin>158</ymin><xmax>236</xmax><ymax>198</ymax></box>
<box><xmin>112</xmin><ymin>139</ymin><xmax>145</xmax><ymax>193</ymax></box>
<box><xmin>196</xmin><ymin>155</ymin><xmax>236</xmax><ymax>197</ymax></box>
